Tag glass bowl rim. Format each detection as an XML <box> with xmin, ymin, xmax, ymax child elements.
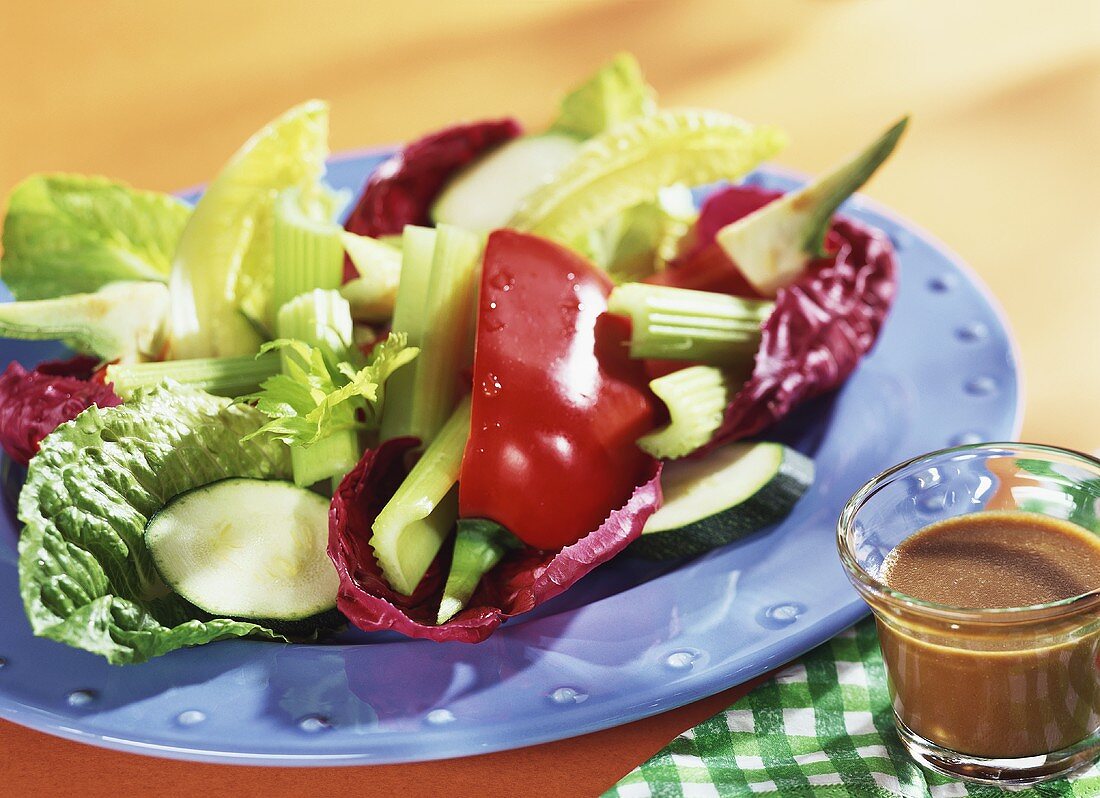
<box><xmin>837</xmin><ymin>441</ymin><xmax>1100</xmax><ymax>623</ymax></box>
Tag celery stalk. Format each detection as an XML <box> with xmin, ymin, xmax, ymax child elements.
<box><xmin>638</xmin><ymin>366</ymin><xmax>732</xmax><ymax>459</ymax></box>
<box><xmin>379</xmin><ymin>225</ymin><xmax>481</xmax><ymax>446</ymax></box>
<box><xmin>276</xmin><ymin>288</ymin><xmax>353</xmax><ymax>369</ymax></box>
<box><xmin>372</xmin><ymin>397</ymin><xmax>471</xmax><ymax>595</ymax></box>
<box><xmin>106</xmin><ymin>352</ymin><xmax>279</xmax><ymax>399</ymax></box>
<box><xmin>275</xmin><ymin>289</ymin><xmax>359</xmax><ymax>486</ymax></box>
<box><xmin>272</xmin><ymin>188</ymin><xmax>344</xmax><ymax>312</ymax></box>
<box><xmin>377</xmin><ymin>226</ymin><xmax>436</xmax><ymax>443</ymax></box>
<box><xmin>607</xmin><ymin>283</ymin><xmax>773</xmax><ymax>366</ymax></box>
<box><xmin>290</xmin><ymin>429</ymin><xmax>362</xmax><ymax>490</ymax></box>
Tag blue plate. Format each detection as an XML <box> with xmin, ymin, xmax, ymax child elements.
<box><xmin>0</xmin><ymin>153</ymin><xmax>1021</xmax><ymax>765</ymax></box>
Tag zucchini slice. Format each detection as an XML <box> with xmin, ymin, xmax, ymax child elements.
<box><xmin>145</xmin><ymin>478</ymin><xmax>340</xmax><ymax>632</ymax></box>
<box><xmin>630</xmin><ymin>442</ymin><xmax>813</xmax><ymax>560</ymax></box>
<box><xmin>431</xmin><ymin>133</ymin><xmax>581</xmax><ymax>233</ymax></box>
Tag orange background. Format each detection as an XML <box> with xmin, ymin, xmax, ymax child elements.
<box><xmin>2</xmin><ymin>1</ymin><xmax>1099</xmax><ymax>796</ymax></box>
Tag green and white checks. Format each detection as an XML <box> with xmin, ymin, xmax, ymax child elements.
<box><xmin>606</xmin><ymin>620</ymin><xmax>1100</xmax><ymax>798</ymax></box>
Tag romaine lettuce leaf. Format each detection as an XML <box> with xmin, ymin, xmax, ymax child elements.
<box><xmin>17</xmin><ymin>384</ymin><xmax>294</xmax><ymax>664</ymax></box>
<box><xmin>0</xmin><ymin>174</ymin><xmax>191</xmax><ymax>300</ymax></box>
<box><xmin>550</xmin><ymin>52</ymin><xmax>656</xmax><ymax>139</ymax></box>
<box><xmin>587</xmin><ymin>185</ymin><xmax>697</xmax><ymax>282</ymax></box>
<box><xmin>510</xmin><ymin>109</ymin><xmax>786</xmax><ymax>245</ymax></box>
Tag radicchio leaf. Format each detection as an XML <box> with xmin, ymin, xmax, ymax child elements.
<box><xmin>0</xmin><ymin>355</ymin><xmax>121</xmax><ymax>465</ymax></box>
<box><xmin>329</xmin><ymin>438</ymin><xmax>661</xmax><ymax>643</ymax></box>
<box><xmin>341</xmin><ymin>119</ymin><xmax>522</xmax><ymax>279</ymax></box>
<box><xmin>662</xmin><ymin>185</ymin><xmax>897</xmax><ymax>452</ymax></box>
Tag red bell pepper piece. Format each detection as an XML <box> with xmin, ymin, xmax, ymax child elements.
<box><xmin>459</xmin><ymin>230</ymin><xmax>659</xmax><ymax>550</ymax></box>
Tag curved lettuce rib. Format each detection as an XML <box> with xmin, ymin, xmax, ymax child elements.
<box><xmin>509</xmin><ymin>109</ymin><xmax>786</xmax><ymax>244</ymax></box>
<box><xmin>167</xmin><ymin>101</ymin><xmax>330</xmax><ymax>359</ymax></box>
<box><xmin>17</xmin><ymin>384</ymin><xmax>293</xmax><ymax>664</ymax></box>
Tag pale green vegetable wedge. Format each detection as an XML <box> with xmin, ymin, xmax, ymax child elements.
<box><xmin>717</xmin><ymin>117</ymin><xmax>908</xmax><ymax>296</ymax></box>
<box><xmin>0</xmin><ymin>281</ymin><xmax>169</xmax><ymax>362</ymax></box>
<box><xmin>167</xmin><ymin>101</ymin><xmax>329</xmax><ymax>358</ymax></box>
<box><xmin>340</xmin><ymin>232</ymin><xmax>402</xmax><ymax>322</ymax></box>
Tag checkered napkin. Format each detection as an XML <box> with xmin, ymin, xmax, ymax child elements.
<box><xmin>605</xmin><ymin>620</ymin><xmax>1100</xmax><ymax>798</ymax></box>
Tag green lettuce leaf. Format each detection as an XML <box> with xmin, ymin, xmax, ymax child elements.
<box><xmin>0</xmin><ymin>174</ymin><xmax>191</xmax><ymax>300</ymax></box>
<box><xmin>550</xmin><ymin>53</ymin><xmax>656</xmax><ymax>139</ymax></box>
<box><xmin>511</xmin><ymin>109</ymin><xmax>786</xmax><ymax>245</ymax></box>
<box><xmin>585</xmin><ymin>185</ymin><xmax>698</xmax><ymax>282</ymax></box>
<box><xmin>243</xmin><ymin>331</ymin><xmax>418</xmax><ymax>448</ymax></box>
<box><xmin>17</xmin><ymin>384</ymin><xmax>294</xmax><ymax>664</ymax></box>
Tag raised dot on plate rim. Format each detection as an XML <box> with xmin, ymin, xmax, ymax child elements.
<box><xmin>0</xmin><ymin>656</ymin><xmax>7</xmax><ymax>670</ymax></box>
<box><xmin>426</xmin><ymin>709</ymin><xmax>456</xmax><ymax>725</ymax></box>
<box><xmin>176</xmin><ymin>710</ymin><xmax>206</xmax><ymax>726</ymax></box>
<box><xmin>66</xmin><ymin>689</ymin><xmax>95</xmax><ymax>707</ymax></box>
<box><xmin>766</xmin><ymin>603</ymin><xmax>803</xmax><ymax>622</ymax></box>
<box><xmin>297</xmin><ymin>714</ymin><xmax>331</xmax><ymax>732</ymax></box>
<box><xmin>549</xmin><ymin>686</ymin><xmax>588</xmax><ymax>705</ymax></box>
<box><xmin>964</xmin><ymin>376</ymin><xmax>997</xmax><ymax>396</ymax></box>
<box><xmin>928</xmin><ymin>274</ymin><xmax>957</xmax><ymax>292</ymax></box>
<box><xmin>950</xmin><ymin>432</ymin><xmax>985</xmax><ymax>446</ymax></box>
<box><xmin>955</xmin><ymin>321</ymin><xmax>988</xmax><ymax>342</ymax></box>
<box><xmin>665</xmin><ymin>650</ymin><xmax>699</xmax><ymax>670</ymax></box>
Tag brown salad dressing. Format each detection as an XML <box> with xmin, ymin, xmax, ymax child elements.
<box><xmin>877</xmin><ymin>511</ymin><xmax>1100</xmax><ymax>758</ymax></box>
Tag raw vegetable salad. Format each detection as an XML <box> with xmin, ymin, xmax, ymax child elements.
<box><xmin>0</xmin><ymin>54</ymin><xmax>903</xmax><ymax>664</ymax></box>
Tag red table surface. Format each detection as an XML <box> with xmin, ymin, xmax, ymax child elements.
<box><xmin>0</xmin><ymin>677</ymin><xmax>765</xmax><ymax>798</ymax></box>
